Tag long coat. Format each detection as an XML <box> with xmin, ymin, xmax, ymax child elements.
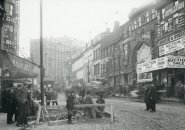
<box><xmin>2</xmin><ymin>89</ymin><xmax>15</xmax><ymax>113</ymax></box>
<box><xmin>149</xmin><ymin>85</ymin><xmax>157</xmax><ymax>103</ymax></box>
<box><xmin>66</xmin><ymin>95</ymin><xmax>75</xmax><ymax>111</ymax></box>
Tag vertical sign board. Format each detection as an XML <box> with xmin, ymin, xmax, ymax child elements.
<box><xmin>2</xmin><ymin>0</ymin><xmax>19</xmax><ymax>54</ymax></box>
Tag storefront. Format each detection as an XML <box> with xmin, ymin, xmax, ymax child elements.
<box><xmin>137</xmin><ymin>55</ymin><xmax>185</xmax><ymax>96</ymax></box>
<box><xmin>0</xmin><ymin>50</ymin><xmax>40</xmax><ymax>111</ymax></box>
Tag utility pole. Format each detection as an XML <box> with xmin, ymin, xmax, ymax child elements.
<box><xmin>40</xmin><ymin>0</ymin><xmax>44</xmax><ymax>105</ymax></box>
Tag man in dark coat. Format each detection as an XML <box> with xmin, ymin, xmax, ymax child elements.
<box><xmin>149</xmin><ymin>84</ymin><xmax>157</xmax><ymax>112</ymax></box>
<box><xmin>16</xmin><ymin>83</ymin><xmax>31</xmax><ymax>127</ymax></box>
<box><xmin>144</xmin><ymin>84</ymin><xmax>151</xmax><ymax>111</ymax></box>
<box><xmin>4</xmin><ymin>88</ymin><xmax>15</xmax><ymax>124</ymax></box>
<box><xmin>66</xmin><ymin>91</ymin><xmax>75</xmax><ymax>124</ymax></box>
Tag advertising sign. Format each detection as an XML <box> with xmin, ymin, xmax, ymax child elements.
<box><xmin>137</xmin><ymin>56</ymin><xmax>185</xmax><ymax>74</ymax></box>
<box><xmin>159</xmin><ymin>36</ymin><xmax>185</xmax><ymax>56</ymax></box>
<box><xmin>137</xmin><ymin>57</ymin><xmax>167</xmax><ymax>74</ymax></box>
<box><xmin>137</xmin><ymin>72</ymin><xmax>153</xmax><ymax>82</ymax></box>
<box><xmin>167</xmin><ymin>56</ymin><xmax>185</xmax><ymax>68</ymax></box>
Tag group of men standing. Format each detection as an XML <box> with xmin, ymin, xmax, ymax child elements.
<box><xmin>2</xmin><ymin>83</ymin><xmax>38</xmax><ymax>127</ymax></box>
<box><xmin>144</xmin><ymin>83</ymin><xmax>157</xmax><ymax>112</ymax></box>
<box><xmin>66</xmin><ymin>88</ymin><xmax>106</xmax><ymax>124</ymax></box>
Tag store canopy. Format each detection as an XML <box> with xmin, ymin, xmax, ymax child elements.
<box><xmin>137</xmin><ymin>55</ymin><xmax>185</xmax><ymax>74</ymax></box>
<box><xmin>0</xmin><ymin>50</ymin><xmax>40</xmax><ymax>79</ymax></box>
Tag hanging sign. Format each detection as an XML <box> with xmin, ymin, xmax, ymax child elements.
<box><xmin>159</xmin><ymin>36</ymin><xmax>185</xmax><ymax>56</ymax></box>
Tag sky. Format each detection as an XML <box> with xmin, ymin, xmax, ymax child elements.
<box><xmin>19</xmin><ymin>0</ymin><xmax>152</xmax><ymax>57</ymax></box>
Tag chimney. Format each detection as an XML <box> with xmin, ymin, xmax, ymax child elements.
<box><xmin>106</xmin><ymin>28</ymin><xmax>110</xmax><ymax>33</ymax></box>
<box><xmin>113</xmin><ymin>21</ymin><xmax>120</xmax><ymax>32</ymax></box>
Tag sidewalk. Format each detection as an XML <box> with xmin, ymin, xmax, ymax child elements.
<box><xmin>0</xmin><ymin>113</ymin><xmax>20</xmax><ymax>130</ymax></box>
<box><xmin>0</xmin><ymin>113</ymin><xmax>122</xmax><ymax>130</ymax></box>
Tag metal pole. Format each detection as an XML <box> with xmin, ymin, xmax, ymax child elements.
<box><xmin>40</xmin><ymin>0</ymin><xmax>44</xmax><ymax>105</ymax></box>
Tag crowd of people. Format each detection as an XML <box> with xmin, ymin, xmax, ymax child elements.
<box><xmin>1</xmin><ymin>83</ymin><xmax>39</xmax><ymax>127</ymax></box>
<box><xmin>66</xmin><ymin>88</ymin><xmax>108</xmax><ymax>124</ymax></box>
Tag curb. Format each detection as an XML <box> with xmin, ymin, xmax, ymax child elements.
<box><xmin>111</xmin><ymin>96</ymin><xmax>180</xmax><ymax>104</ymax></box>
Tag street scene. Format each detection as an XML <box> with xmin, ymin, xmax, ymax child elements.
<box><xmin>0</xmin><ymin>0</ymin><xmax>185</xmax><ymax>130</ymax></box>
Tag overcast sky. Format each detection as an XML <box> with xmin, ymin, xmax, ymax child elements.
<box><xmin>19</xmin><ymin>0</ymin><xmax>152</xmax><ymax>57</ymax></box>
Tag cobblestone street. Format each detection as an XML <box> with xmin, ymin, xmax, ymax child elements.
<box><xmin>1</xmin><ymin>94</ymin><xmax>185</xmax><ymax>130</ymax></box>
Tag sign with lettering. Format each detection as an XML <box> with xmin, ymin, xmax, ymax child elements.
<box><xmin>164</xmin><ymin>2</ymin><xmax>184</xmax><ymax>18</ymax></box>
<box><xmin>167</xmin><ymin>56</ymin><xmax>185</xmax><ymax>68</ymax></box>
<box><xmin>137</xmin><ymin>56</ymin><xmax>185</xmax><ymax>74</ymax></box>
<box><xmin>159</xmin><ymin>37</ymin><xmax>185</xmax><ymax>56</ymax></box>
<box><xmin>158</xmin><ymin>30</ymin><xmax>185</xmax><ymax>46</ymax></box>
<box><xmin>137</xmin><ymin>72</ymin><xmax>153</xmax><ymax>82</ymax></box>
<box><xmin>137</xmin><ymin>57</ymin><xmax>167</xmax><ymax>74</ymax></box>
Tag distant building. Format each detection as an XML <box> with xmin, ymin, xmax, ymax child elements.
<box><xmin>30</xmin><ymin>37</ymin><xmax>82</xmax><ymax>86</ymax></box>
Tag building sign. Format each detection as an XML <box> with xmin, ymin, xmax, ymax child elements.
<box><xmin>159</xmin><ymin>36</ymin><xmax>185</xmax><ymax>56</ymax></box>
<box><xmin>137</xmin><ymin>57</ymin><xmax>167</xmax><ymax>74</ymax></box>
<box><xmin>137</xmin><ymin>55</ymin><xmax>185</xmax><ymax>74</ymax></box>
<box><xmin>137</xmin><ymin>72</ymin><xmax>153</xmax><ymax>82</ymax></box>
<box><xmin>164</xmin><ymin>2</ymin><xmax>184</xmax><ymax>19</ymax></box>
<box><xmin>167</xmin><ymin>56</ymin><xmax>185</xmax><ymax>68</ymax></box>
<box><xmin>158</xmin><ymin>30</ymin><xmax>185</xmax><ymax>46</ymax></box>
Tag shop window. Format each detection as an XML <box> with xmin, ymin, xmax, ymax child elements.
<box><xmin>174</xmin><ymin>16</ymin><xmax>178</xmax><ymax>30</ymax></box>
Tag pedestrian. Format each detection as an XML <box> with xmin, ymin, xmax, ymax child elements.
<box><xmin>79</xmin><ymin>87</ymin><xmax>86</xmax><ymax>104</ymax></box>
<box><xmin>96</xmin><ymin>94</ymin><xmax>105</xmax><ymax>118</ymax></box>
<box><xmin>45</xmin><ymin>87</ymin><xmax>52</xmax><ymax>106</ymax></box>
<box><xmin>176</xmin><ymin>81</ymin><xmax>184</xmax><ymax>102</ymax></box>
<box><xmin>149</xmin><ymin>83</ymin><xmax>157</xmax><ymax>112</ymax></box>
<box><xmin>84</xmin><ymin>91</ymin><xmax>95</xmax><ymax>119</ymax></box>
<box><xmin>4</xmin><ymin>87</ymin><xmax>15</xmax><ymax>124</ymax></box>
<box><xmin>52</xmin><ymin>89</ymin><xmax>58</xmax><ymax>105</ymax></box>
<box><xmin>16</xmin><ymin>83</ymin><xmax>31</xmax><ymax>127</ymax></box>
<box><xmin>66</xmin><ymin>90</ymin><xmax>75</xmax><ymax>124</ymax></box>
<box><xmin>144</xmin><ymin>84</ymin><xmax>151</xmax><ymax>111</ymax></box>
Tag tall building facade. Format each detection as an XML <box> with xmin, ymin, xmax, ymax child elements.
<box><xmin>1</xmin><ymin>0</ymin><xmax>20</xmax><ymax>55</ymax></box>
<box><xmin>30</xmin><ymin>38</ymin><xmax>82</xmax><ymax>86</ymax></box>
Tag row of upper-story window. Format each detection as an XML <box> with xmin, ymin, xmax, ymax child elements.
<box><xmin>94</xmin><ymin>42</ymin><xmax>129</xmax><ymax>60</ymax></box>
<box><xmin>157</xmin><ymin>0</ymin><xmax>185</xmax><ymax>38</ymax></box>
<box><xmin>121</xmin><ymin>8</ymin><xmax>157</xmax><ymax>39</ymax></box>
<box><xmin>160</xmin><ymin>0</ymin><xmax>184</xmax><ymax>20</ymax></box>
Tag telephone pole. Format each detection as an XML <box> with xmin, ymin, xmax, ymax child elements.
<box><xmin>40</xmin><ymin>0</ymin><xmax>44</xmax><ymax>105</ymax></box>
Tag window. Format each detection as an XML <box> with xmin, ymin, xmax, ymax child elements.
<box><xmin>5</xmin><ymin>3</ymin><xmax>14</xmax><ymax>16</ymax></box>
<box><xmin>134</xmin><ymin>20</ymin><xmax>137</xmax><ymax>28</ymax></box>
<box><xmin>128</xmin><ymin>25</ymin><xmax>131</xmax><ymax>35</ymax></box>
<box><xmin>123</xmin><ymin>44</ymin><xmax>128</xmax><ymax>65</ymax></box>
<box><xmin>162</xmin><ymin>8</ymin><xmax>165</xmax><ymax>19</ymax></box>
<box><xmin>146</xmin><ymin>12</ymin><xmax>150</xmax><ymax>22</ymax></box>
<box><xmin>175</xmin><ymin>0</ymin><xmax>179</xmax><ymax>6</ymax></box>
<box><xmin>138</xmin><ymin>17</ymin><xmax>142</xmax><ymax>27</ymax></box>
<box><xmin>151</xmin><ymin>9</ymin><xmax>156</xmax><ymax>19</ymax></box>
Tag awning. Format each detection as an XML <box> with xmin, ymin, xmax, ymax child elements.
<box><xmin>0</xmin><ymin>50</ymin><xmax>40</xmax><ymax>79</ymax></box>
<box><xmin>137</xmin><ymin>55</ymin><xmax>185</xmax><ymax>74</ymax></box>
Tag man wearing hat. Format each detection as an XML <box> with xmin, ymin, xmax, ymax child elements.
<box><xmin>66</xmin><ymin>90</ymin><xmax>75</xmax><ymax>124</ymax></box>
<box><xmin>16</xmin><ymin>82</ymin><xmax>31</xmax><ymax>127</ymax></box>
